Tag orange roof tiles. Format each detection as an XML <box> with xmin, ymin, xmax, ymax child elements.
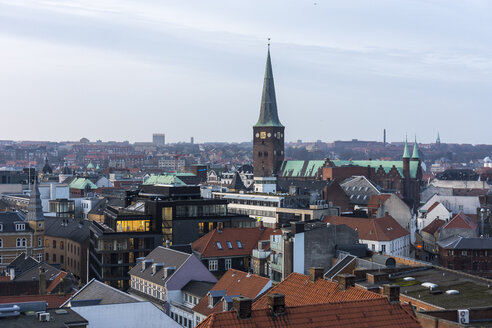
<box><xmin>426</xmin><ymin>201</ymin><xmax>441</xmax><ymax>213</ymax></box>
<box><xmin>0</xmin><ymin>294</ymin><xmax>73</xmax><ymax>309</ymax></box>
<box><xmin>192</xmin><ymin>227</ymin><xmax>280</xmax><ymax>258</ymax></box>
<box><xmin>421</xmin><ymin>219</ymin><xmax>446</xmax><ymax>235</ymax></box>
<box><xmin>443</xmin><ymin>212</ymin><xmax>477</xmax><ymax>231</ymax></box>
<box><xmin>46</xmin><ymin>271</ymin><xmax>68</xmax><ymax>294</ymax></box>
<box><xmin>197</xmin><ymin>298</ymin><xmax>422</xmax><ymax>328</ymax></box>
<box><xmin>193</xmin><ymin>269</ymin><xmax>270</xmax><ymax>317</ymax></box>
<box><xmin>367</xmin><ymin>194</ymin><xmax>391</xmax><ymax>209</ymax></box>
<box><xmin>253</xmin><ymin>273</ymin><xmax>382</xmax><ymax>310</ymax></box>
<box><xmin>324</xmin><ymin>215</ymin><xmax>409</xmax><ymax>241</ymax></box>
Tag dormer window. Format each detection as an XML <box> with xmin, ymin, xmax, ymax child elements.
<box><xmin>15</xmin><ymin>223</ymin><xmax>25</xmax><ymax>231</ymax></box>
<box><xmin>0</xmin><ymin>224</ymin><xmax>3</xmax><ymax>232</ymax></box>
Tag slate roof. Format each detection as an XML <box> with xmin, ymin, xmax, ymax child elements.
<box><xmin>437</xmin><ymin>235</ymin><xmax>492</xmax><ymax>250</ymax></box>
<box><xmin>324</xmin><ymin>255</ymin><xmax>356</xmax><ymax>280</ymax></box>
<box><xmin>27</xmin><ymin>179</ymin><xmax>44</xmax><ymax>221</ymax></box>
<box><xmin>442</xmin><ymin>212</ymin><xmax>477</xmax><ymax>231</ymax></box>
<box><xmin>323</xmin><ymin>216</ymin><xmax>409</xmax><ymax>241</ymax></box>
<box><xmin>340</xmin><ymin>176</ymin><xmax>382</xmax><ymax>205</ymax></box>
<box><xmin>197</xmin><ymin>298</ymin><xmax>421</xmax><ymax>328</ymax></box>
<box><xmin>193</xmin><ymin>269</ymin><xmax>270</xmax><ymax>317</ymax></box>
<box><xmin>252</xmin><ymin>273</ymin><xmax>382</xmax><ymax>310</ymax></box>
<box><xmin>6</xmin><ymin>253</ymin><xmax>39</xmax><ymax>277</ymax></box>
<box><xmin>128</xmin><ymin>246</ymin><xmax>191</xmax><ymax>286</ymax></box>
<box><xmin>228</xmin><ymin>172</ymin><xmax>247</xmax><ymax>191</ymax></box>
<box><xmin>44</xmin><ymin>217</ymin><xmax>91</xmax><ymax>243</ymax></box>
<box><xmin>421</xmin><ymin>218</ymin><xmax>446</xmax><ymax>234</ymax></box>
<box><xmin>15</xmin><ymin>262</ymin><xmax>62</xmax><ymax>282</ymax></box>
<box><xmin>192</xmin><ymin>227</ymin><xmax>279</xmax><ymax>258</ymax></box>
<box><xmin>0</xmin><ymin>212</ymin><xmax>34</xmax><ymax>233</ymax></box>
<box><xmin>182</xmin><ymin>281</ymin><xmax>215</xmax><ymax>298</ymax></box>
<box><xmin>62</xmin><ymin>278</ymin><xmax>140</xmax><ymax>307</ymax></box>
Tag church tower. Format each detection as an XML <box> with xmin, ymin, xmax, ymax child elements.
<box><xmin>26</xmin><ymin>178</ymin><xmax>44</xmax><ymax>260</ymax></box>
<box><xmin>253</xmin><ymin>46</ymin><xmax>285</xmax><ymax>178</ymax></box>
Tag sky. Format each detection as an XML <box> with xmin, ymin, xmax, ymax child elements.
<box><xmin>1</xmin><ymin>0</ymin><xmax>491</xmax><ymax>144</ymax></box>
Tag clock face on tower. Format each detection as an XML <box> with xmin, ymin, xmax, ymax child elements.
<box><xmin>260</xmin><ymin>132</ymin><xmax>267</xmax><ymax>139</ymax></box>
<box><xmin>255</xmin><ymin>133</ymin><xmax>259</xmax><ymax>138</ymax></box>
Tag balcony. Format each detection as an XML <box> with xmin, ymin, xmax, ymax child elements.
<box><xmin>252</xmin><ymin>249</ymin><xmax>270</xmax><ymax>259</ymax></box>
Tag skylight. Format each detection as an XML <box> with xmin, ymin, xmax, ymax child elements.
<box><xmin>226</xmin><ymin>241</ymin><xmax>233</xmax><ymax>249</ymax></box>
<box><xmin>216</xmin><ymin>242</ymin><xmax>223</xmax><ymax>250</ymax></box>
<box><xmin>236</xmin><ymin>241</ymin><xmax>243</xmax><ymax>249</ymax></box>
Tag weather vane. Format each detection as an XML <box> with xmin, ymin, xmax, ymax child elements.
<box><xmin>268</xmin><ymin>38</ymin><xmax>271</xmax><ymax>49</ymax></box>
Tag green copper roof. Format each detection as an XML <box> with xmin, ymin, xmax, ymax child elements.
<box><xmin>412</xmin><ymin>139</ymin><xmax>419</xmax><ymax>159</ymax></box>
<box><xmin>87</xmin><ymin>162</ymin><xmax>95</xmax><ymax>170</ymax></box>
<box><xmin>279</xmin><ymin>159</ymin><xmax>420</xmax><ymax>179</ymax></box>
<box><xmin>402</xmin><ymin>139</ymin><xmax>410</xmax><ymax>159</ymax></box>
<box><xmin>254</xmin><ymin>48</ymin><xmax>283</xmax><ymax>127</ymax></box>
<box><xmin>69</xmin><ymin>178</ymin><xmax>97</xmax><ymax>190</ymax></box>
<box><xmin>143</xmin><ymin>174</ymin><xmax>187</xmax><ymax>186</ymax></box>
<box><xmin>436</xmin><ymin>132</ymin><xmax>441</xmax><ymax>143</ymax></box>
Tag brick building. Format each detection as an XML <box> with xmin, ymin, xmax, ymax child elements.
<box><xmin>437</xmin><ymin>236</ymin><xmax>492</xmax><ymax>278</ymax></box>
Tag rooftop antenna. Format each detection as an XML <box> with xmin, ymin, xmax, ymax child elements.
<box><xmin>268</xmin><ymin>37</ymin><xmax>271</xmax><ymax>49</ymax></box>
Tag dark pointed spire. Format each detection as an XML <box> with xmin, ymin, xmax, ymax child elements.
<box><xmin>255</xmin><ymin>45</ymin><xmax>283</xmax><ymax>127</ymax></box>
<box><xmin>26</xmin><ymin>178</ymin><xmax>44</xmax><ymax>221</ymax></box>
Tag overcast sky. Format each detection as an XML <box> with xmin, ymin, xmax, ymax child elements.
<box><xmin>1</xmin><ymin>0</ymin><xmax>491</xmax><ymax>144</ymax></box>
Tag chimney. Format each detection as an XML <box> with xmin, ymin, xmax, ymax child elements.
<box><xmin>258</xmin><ymin>220</ymin><xmax>264</xmax><ymax>230</ymax></box>
<box><xmin>267</xmin><ymin>293</ymin><xmax>285</xmax><ymax>315</ymax></box>
<box><xmin>382</xmin><ymin>284</ymin><xmax>400</xmax><ymax>303</ymax></box>
<box><xmin>39</xmin><ymin>267</ymin><xmax>47</xmax><ymax>295</ymax></box>
<box><xmin>309</xmin><ymin>267</ymin><xmax>324</xmax><ymax>283</ymax></box>
<box><xmin>232</xmin><ymin>296</ymin><xmax>252</xmax><ymax>319</ymax></box>
<box><xmin>217</xmin><ymin>222</ymin><xmax>224</xmax><ymax>233</ymax></box>
<box><xmin>336</xmin><ymin>273</ymin><xmax>355</xmax><ymax>291</ymax></box>
<box><xmin>9</xmin><ymin>267</ymin><xmax>15</xmax><ymax>280</ymax></box>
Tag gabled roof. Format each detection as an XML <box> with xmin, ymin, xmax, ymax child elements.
<box><xmin>15</xmin><ymin>262</ymin><xmax>62</xmax><ymax>282</ymax></box>
<box><xmin>143</xmin><ymin>174</ymin><xmax>187</xmax><ymax>186</ymax></box>
<box><xmin>197</xmin><ymin>298</ymin><xmax>421</xmax><ymax>328</ymax></box>
<box><xmin>192</xmin><ymin>227</ymin><xmax>279</xmax><ymax>258</ymax></box>
<box><xmin>323</xmin><ymin>216</ymin><xmax>409</xmax><ymax>241</ymax></box>
<box><xmin>182</xmin><ymin>281</ymin><xmax>215</xmax><ymax>298</ymax></box>
<box><xmin>421</xmin><ymin>218</ymin><xmax>446</xmax><ymax>235</ymax></box>
<box><xmin>6</xmin><ymin>253</ymin><xmax>38</xmax><ymax>276</ymax></box>
<box><xmin>367</xmin><ymin>194</ymin><xmax>392</xmax><ymax>210</ymax></box>
<box><xmin>442</xmin><ymin>212</ymin><xmax>477</xmax><ymax>231</ymax></box>
<box><xmin>253</xmin><ymin>273</ymin><xmax>382</xmax><ymax>310</ymax></box>
<box><xmin>426</xmin><ymin>201</ymin><xmax>441</xmax><ymax>213</ymax></box>
<box><xmin>62</xmin><ymin>278</ymin><xmax>140</xmax><ymax>307</ymax></box>
<box><xmin>68</xmin><ymin>178</ymin><xmax>97</xmax><ymax>190</ymax></box>
<box><xmin>437</xmin><ymin>235</ymin><xmax>492</xmax><ymax>250</ymax></box>
<box><xmin>228</xmin><ymin>172</ymin><xmax>247</xmax><ymax>191</ymax></box>
<box><xmin>278</xmin><ymin>160</ymin><xmax>324</xmax><ymax>179</ymax></box>
<box><xmin>193</xmin><ymin>269</ymin><xmax>270</xmax><ymax>317</ymax></box>
<box><xmin>128</xmin><ymin>246</ymin><xmax>191</xmax><ymax>286</ymax></box>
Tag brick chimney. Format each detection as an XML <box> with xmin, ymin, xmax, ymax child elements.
<box><xmin>382</xmin><ymin>284</ymin><xmax>400</xmax><ymax>303</ymax></box>
<box><xmin>309</xmin><ymin>267</ymin><xmax>324</xmax><ymax>283</ymax></box>
<box><xmin>336</xmin><ymin>273</ymin><xmax>355</xmax><ymax>291</ymax></box>
<box><xmin>233</xmin><ymin>296</ymin><xmax>252</xmax><ymax>319</ymax></box>
<box><xmin>217</xmin><ymin>222</ymin><xmax>224</xmax><ymax>233</ymax></box>
<box><xmin>267</xmin><ymin>293</ymin><xmax>285</xmax><ymax>315</ymax></box>
<box><xmin>39</xmin><ymin>267</ymin><xmax>47</xmax><ymax>295</ymax></box>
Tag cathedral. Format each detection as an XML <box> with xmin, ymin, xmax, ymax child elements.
<box><xmin>252</xmin><ymin>47</ymin><xmax>422</xmax><ymax>209</ymax></box>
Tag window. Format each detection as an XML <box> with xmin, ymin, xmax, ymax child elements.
<box><xmin>0</xmin><ymin>255</ymin><xmax>2</xmax><ymax>263</ymax></box>
<box><xmin>208</xmin><ymin>260</ymin><xmax>218</xmax><ymax>271</ymax></box>
<box><xmin>37</xmin><ymin>254</ymin><xmax>42</xmax><ymax>262</ymax></box>
<box><xmin>45</xmin><ymin>253</ymin><xmax>49</xmax><ymax>261</ymax></box>
<box><xmin>216</xmin><ymin>242</ymin><xmax>223</xmax><ymax>250</ymax></box>
<box><xmin>60</xmin><ymin>241</ymin><xmax>64</xmax><ymax>250</ymax></box>
<box><xmin>38</xmin><ymin>237</ymin><xmax>42</xmax><ymax>247</ymax></box>
<box><xmin>53</xmin><ymin>254</ymin><xmax>57</xmax><ymax>262</ymax></box>
<box><xmin>226</xmin><ymin>241</ymin><xmax>233</xmax><ymax>249</ymax></box>
<box><xmin>60</xmin><ymin>255</ymin><xmax>64</xmax><ymax>264</ymax></box>
<box><xmin>0</xmin><ymin>224</ymin><xmax>3</xmax><ymax>231</ymax></box>
<box><xmin>381</xmin><ymin>245</ymin><xmax>386</xmax><ymax>253</ymax></box>
<box><xmin>53</xmin><ymin>240</ymin><xmax>56</xmax><ymax>249</ymax></box>
<box><xmin>15</xmin><ymin>223</ymin><xmax>25</xmax><ymax>231</ymax></box>
<box><xmin>16</xmin><ymin>238</ymin><xmax>26</xmax><ymax>247</ymax></box>
<box><xmin>372</xmin><ymin>244</ymin><xmax>375</xmax><ymax>251</ymax></box>
<box><xmin>0</xmin><ymin>238</ymin><xmax>2</xmax><ymax>248</ymax></box>
<box><xmin>236</xmin><ymin>241</ymin><xmax>243</xmax><ymax>249</ymax></box>
<box><xmin>461</xmin><ymin>251</ymin><xmax>467</xmax><ymax>256</ymax></box>
<box><xmin>225</xmin><ymin>258</ymin><xmax>232</xmax><ymax>270</ymax></box>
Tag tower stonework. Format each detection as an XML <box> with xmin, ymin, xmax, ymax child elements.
<box><xmin>253</xmin><ymin>47</ymin><xmax>284</xmax><ymax>177</ymax></box>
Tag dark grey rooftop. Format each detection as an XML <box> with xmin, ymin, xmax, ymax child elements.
<box><xmin>63</xmin><ymin>279</ymin><xmax>140</xmax><ymax>307</ymax></box>
<box><xmin>15</xmin><ymin>262</ymin><xmax>61</xmax><ymax>282</ymax></box>
<box><xmin>0</xmin><ymin>307</ymin><xmax>88</xmax><ymax>328</ymax></box>
<box><xmin>437</xmin><ymin>236</ymin><xmax>492</xmax><ymax>249</ymax></box>
<box><xmin>0</xmin><ymin>212</ymin><xmax>33</xmax><ymax>233</ymax></box>
<box><xmin>182</xmin><ymin>281</ymin><xmax>215</xmax><ymax>298</ymax></box>
<box><xmin>44</xmin><ymin>217</ymin><xmax>90</xmax><ymax>244</ymax></box>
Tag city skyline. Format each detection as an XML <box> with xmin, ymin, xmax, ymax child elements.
<box><xmin>1</xmin><ymin>1</ymin><xmax>491</xmax><ymax>144</ymax></box>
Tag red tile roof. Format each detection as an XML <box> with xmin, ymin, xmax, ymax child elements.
<box><xmin>193</xmin><ymin>269</ymin><xmax>270</xmax><ymax>317</ymax></box>
<box><xmin>192</xmin><ymin>227</ymin><xmax>280</xmax><ymax>258</ymax></box>
<box><xmin>421</xmin><ymin>219</ymin><xmax>446</xmax><ymax>234</ymax></box>
<box><xmin>367</xmin><ymin>194</ymin><xmax>392</xmax><ymax>209</ymax></box>
<box><xmin>46</xmin><ymin>271</ymin><xmax>68</xmax><ymax>294</ymax></box>
<box><xmin>443</xmin><ymin>212</ymin><xmax>477</xmax><ymax>231</ymax></box>
<box><xmin>427</xmin><ymin>201</ymin><xmax>441</xmax><ymax>213</ymax></box>
<box><xmin>197</xmin><ymin>297</ymin><xmax>422</xmax><ymax>328</ymax></box>
<box><xmin>0</xmin><ymin>294</ymin><xmax>73</xmax><ymax>309</ymax></box>
<box><xmin>253</xmin><ymin>273</ymin><xmax>382</xmax><ymax>310</ymax></box>
<box><xmin>323</xmin><ymin>215</ymin><xmax>409</xmax><ymax>241</ymax></box>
